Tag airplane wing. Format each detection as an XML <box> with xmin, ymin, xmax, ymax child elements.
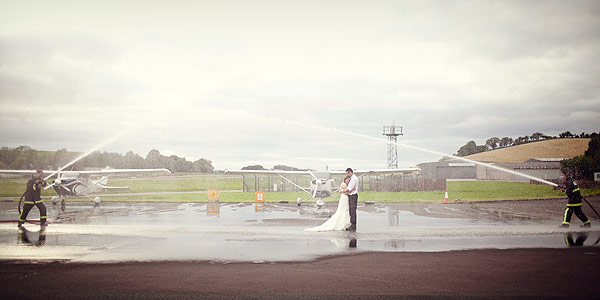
<box><xmin>75</xmin><ymin>168</ymin><xmax>171</xmax><ymax>175</ymax></box>
<box><xmin>225</xmin><ymin>168</ymin><xmax>420</xmax><ymax>176</ymax></box>
<box><xmin>329</xmin><ymin>168</ymin><xmax>421</xmax><ymax>175</ymax></box>
<box><xmin>0</xmin><ymin>170</ymin><xmax>42</xmax><ymax>175</ymax></box>
<box><xmin>0</xmin><ymin>169</ymin><xmax>62</xmax><ymax>179</ymax></box>
<box><xmin>0</xmin><ymin>168</ymin><xmax>171</xmax><ymax>178</ymax></box>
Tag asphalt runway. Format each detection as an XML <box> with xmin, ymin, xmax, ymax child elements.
<box><xmin>1</xmin><ymin>197</ymin><xmax>599</xmax><ymax>299</ymax></box>
<box><xmin>1</xmin><ymin>248</ymin><xmax>599</xmax><ymax>300</ymax></box>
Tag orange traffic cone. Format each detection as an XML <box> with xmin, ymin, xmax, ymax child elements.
<box><xmin>444</xmin><ymin>189</ymin><xmax>449</xmax><ymax>204</ymax></box>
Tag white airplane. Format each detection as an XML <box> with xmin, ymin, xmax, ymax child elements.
<box><xmin>225</xmin><ymin>167</ymin><xmax>420</xmax><ymax>204</ymax></box>
<box><xmin>0</xmin><ymin>167</ymin><xmax>171</xmax><ymax>206</ymax></box>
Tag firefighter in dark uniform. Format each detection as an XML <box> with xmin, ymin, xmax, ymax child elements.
<box><xmin>18</xmin><ymin>170</ymin><xmax>48</xmax><ymax>231</ymax></box>
<box><xmin>559</xmin><ymin>176</ymin><xmax>591</xmax><ymax>228</ymax></box>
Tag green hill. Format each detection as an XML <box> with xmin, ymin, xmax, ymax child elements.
<box><xmin>464</xmin><ymin>138</ymin><xmax>590</xmax><ymax>163</ymax></box>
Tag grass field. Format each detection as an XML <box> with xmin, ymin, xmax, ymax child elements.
<box><xmin>2</xmin><ymin>174</ymin><xmax>599</xmax><ymax>203</ymax></box>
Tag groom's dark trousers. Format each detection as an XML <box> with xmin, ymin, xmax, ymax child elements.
<box><xmin>348</xmin><ymin>194</ymin><xmax>358</xmax><ymax>228</ymax></box>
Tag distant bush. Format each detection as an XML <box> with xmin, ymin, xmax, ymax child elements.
<box><xmin>241</xmin><ymin>165</ymin><xmax>266</xmax><ymax>170</ymax></box>
<box><xmin>561</xmin><ymin>135</ymin><xmax>600</xmax><ymax>180</ymax></box>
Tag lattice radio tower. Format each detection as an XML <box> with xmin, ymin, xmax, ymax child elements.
<box><xmin>383</xmin><ymin>124</ymin><xmax>403</xmax><ymax>169</ymax></box>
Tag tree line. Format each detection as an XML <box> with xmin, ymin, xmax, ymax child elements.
<box><xmin>456</xmin><ymin>131</ymin><xmax>600</xmax><ymax>157</ymax></box>
<box><xmin>0</xmin><ymin>146</ymin><xmax>214</xmax><ymax>173</ymax></box>
<box><xmin>241</xmin><ymin>164</ymin><xmax>305</xmax><ymax>171</ymax></box>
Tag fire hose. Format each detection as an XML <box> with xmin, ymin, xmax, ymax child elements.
<box><xmin>583</xmin><ymin>196</ymin><xmax>600</xmax><ymax>219</ymax></box>
<box><xmin>0</xmin><ymin>192</ymin><xmax>51</xmax><ymax>225</ymax></box>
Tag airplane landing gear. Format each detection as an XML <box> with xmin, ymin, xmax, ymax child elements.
<box><xmin>51</xmin><ymin>195</ymin><xmax>66</xmax><ymax>211</ymax></box>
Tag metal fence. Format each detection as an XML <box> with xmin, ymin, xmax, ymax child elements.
<box><xmin>241</xmin><ymin>174</ymin><xmax>445</xmax><ymax>192</ymax></box>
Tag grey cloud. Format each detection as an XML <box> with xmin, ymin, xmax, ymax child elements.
<box><xmin>0</xmin><ymin>33</ymin><xmax>120</xmax><ymax>65</ymax></box>
<box><xmin>0</xmin><ymin>34</ymin><xmax>135</xmax><ymax>107</ymax></box>
<box><xmin>0</xmin><ymin>72</ymin><xmax>47</xmax><ymax>99</ymax></box>
<box><xmin>384</xmin><ymin>1</ymin><xmax>600</xmax><ymax>62</ymax></box>
<box><xmin>2</xmin><ymin>1</ymin><xmax>599</xmax><ymax>170</ymax></box>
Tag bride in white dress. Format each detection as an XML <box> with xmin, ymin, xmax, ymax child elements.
<box><xmin>305</xmin><ymin>177</ymin><xmax>352</xmax><ymax>232</ymax></box>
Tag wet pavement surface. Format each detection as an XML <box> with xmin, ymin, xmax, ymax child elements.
<box><xmin>1</xmin><ymin>198</ymin><xmax>599</xmax><ymax>263</ymax></box>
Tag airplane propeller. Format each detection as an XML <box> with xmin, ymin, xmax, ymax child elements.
<box><xmin>307</xmin><ymin>170</ymin><xmax>320</xmax><ymax>199</ymax></box>
<box><xmin>43</xmin><ymin>169</ymin><xmax>62</xmax><ymax>190</ymax></box>
<box><xmin>307</xmin><ymin>170</ymin><xmax>335</xmax><ymax>199</ymax></box>
<box><xmin>307</xmin><ymin>170</ymin><xmax>319</xmax><ymax>181</ymax></box>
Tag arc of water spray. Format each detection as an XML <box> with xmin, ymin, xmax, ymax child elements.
<box><xmin>396</xmin><ymin>143</ymin><xmax>559</xmax><ymax>187</ymax></box>
<box><xmin>43</xmin><ymin>128</ymin><xmax>135</xmax><ymax>182</ymax></box>
<box><xmin>251</xmin><ymin>115</ymin><xmax>559</xmax><ymax>187</ymax></box>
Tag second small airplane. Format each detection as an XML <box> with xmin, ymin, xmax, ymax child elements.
<box><xmin>226</xmin><ymin>167</ymin><xmax>420</xmax><ymax>202</ymax></box>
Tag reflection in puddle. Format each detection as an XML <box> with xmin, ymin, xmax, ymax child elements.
<box><xmin>207</xmin><ymin>201</ymin><xmax>220</xmax><ymax>216</ymax></box>
<box><xmin>565</xmin><ymin>233</ymin><xmax>588</xmax><ymax>247</ymax></box>
<box><xmin>0</xmin><ymin>202</ymin><xmax>598</xmax><ymax>263</ymax></box>
<box><xmin>17</xmin><ymin>227</ymin><xmax>46</xmax><ymax>247</ymax></box>
<box><xmin>384</xmin><ymin>239</ymin><xmax>405</xmax><ymax>249</ymax></box>
<box><xmin>564</xmin><ymin>233</ymin><xmax>600</xmax><ymax>247</ymax></box>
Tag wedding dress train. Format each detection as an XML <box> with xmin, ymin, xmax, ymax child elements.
<box><xmin>305</xmin><ymin>193</ymin><xmax>351</xmax><ymax>231</ymax></box>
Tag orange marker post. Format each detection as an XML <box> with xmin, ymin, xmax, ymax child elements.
<box><xmin>255</xmin><ymin>192</ymin><xmax>265</xmax><ymax>203</ymax></box>
<box><xmin>255</xmin><ymin>192</ymin><xmax>265</xmax><ymax>212</ymax></box>
<box><xmin>207</xmin><ymin>190</ymin><xmax>220</xmax><ymax>216</ymax></box>
<box><xmin>207</xmin><ymin>190</ymin><xmax>220</xmax><ymax>201</ymax></box>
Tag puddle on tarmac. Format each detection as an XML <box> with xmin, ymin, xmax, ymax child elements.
<box><xmin>0</xmin><ymin>202</ymin><xmax>598</xmax><ymax>263</ymax></box>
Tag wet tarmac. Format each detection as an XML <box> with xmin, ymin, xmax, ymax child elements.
<box><xmin>0</xmin><ymin>200</ymin><xmax>598</xmax><ymax>263</ymax></box>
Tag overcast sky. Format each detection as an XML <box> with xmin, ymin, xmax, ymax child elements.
<box><xmin>1</xmin><ymin>0</ymin><xmax>599</xmax><ymax>171</ymax></box>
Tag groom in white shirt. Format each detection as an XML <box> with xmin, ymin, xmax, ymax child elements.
<box><xmin>345</xmin><ymin>168</ymin><xmax>358</xmax><ymax>231</ymax></box>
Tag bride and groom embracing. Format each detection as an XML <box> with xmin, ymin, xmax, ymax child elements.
<box><xmin>305</xmin><ymin>168</ymin><xmax>358</xmax><ymax>232</ymax></box>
